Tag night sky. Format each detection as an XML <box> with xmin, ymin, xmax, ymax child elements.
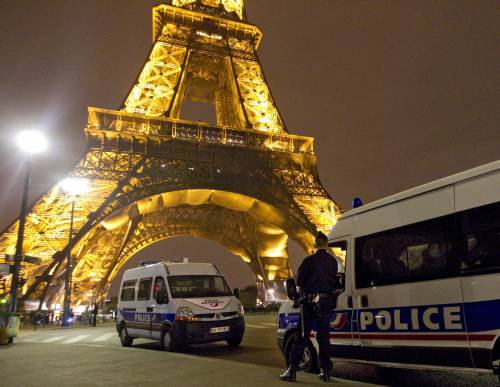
<box><xmin>0</xmin><ymin>1</ymin><xmax>498</xmax><ymax>292</ymax></box>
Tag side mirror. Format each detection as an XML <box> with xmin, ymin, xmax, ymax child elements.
<box><xmin>156</xmin><ymin>289</ymin><xmax>169</xmax><ymax>305</ymax></box>
<box><xmin>337</xmin><ymin>273</ymin><xmax>345</xmax><ymax>288</ymax></box>
<box><xmin>233</xmin><ymin>288</ymin><xmax>240</xmax><ymax>299</ymax></box>
<box><xmin>336</xmin><ymin>273</ymin><xmax>346</xmax><ymax>294</ymax></box>
<box><xmin>285</xmin><ymin>278</ymin><xmax>299</xmax><ymax>301</ymax></box>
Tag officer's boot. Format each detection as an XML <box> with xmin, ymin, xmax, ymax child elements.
<box><xmin>319</xmin><ymin>368</ymin><xmax>331</xmax><ymax>382</ymax></box>
<box><xmin>279</xmin><ymin>365</ymin><xmax>297</xmax><ymax>382</ymax></box>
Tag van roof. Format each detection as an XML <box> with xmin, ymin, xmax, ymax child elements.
<box><xmin>165</xmin><ymin>262</ymin><xmax>220</xmax><ymax>276</ymax></box>
<box><xmin>340</xmin><ymin>159</ymin><xmax>500</xmax><ymax>220</ymax></box>
<box><xmin>123</xmin><ymin>261</ymin><xmax>220</xmax><ymax>277</ymax></box>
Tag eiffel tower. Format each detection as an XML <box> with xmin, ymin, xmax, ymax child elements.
<box><xmin>0</xmin><ymin>0</ymin><xmax>341</xmax><ymax>307</ymax></box>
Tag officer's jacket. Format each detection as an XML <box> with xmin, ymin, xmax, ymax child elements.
<box><xmin>297</xmin><ymin>249</ymin><xmax>339</xmax><ymax>294</ymax></box>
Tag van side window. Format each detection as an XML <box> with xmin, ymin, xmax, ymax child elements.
<box><xmin>329</xmin><ymin>241</ymin><xmax>347</xmax><ymax>272</ymax></box>
<box><xmin>120</xmin><ymin>280</ymin><xmax>137</xmax><ymax>301</ymax></box>
<box><xmin>459</xmin><ymin>202</ymin><xmax>500</xmax><ymax>273</ymax></box>
<box><xmin>137</xmin><ymin>277</ymin><xmax>153</xmax><ymax>300</ymax></box>
<box><xmin>355</xmin><ymin>214</ymin><xmax>458</xmax><ymax>288</ymax></box>
<box><xmin>329</xmin><ymin>241</ymin><xmax>347</xmax><ymax>289</ymax></box>
<box><xmin>153</xmin><ymin>276</ymin><xmax>166</xmax><ymax>299</ymax></box>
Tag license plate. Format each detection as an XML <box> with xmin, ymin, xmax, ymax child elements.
<box><xmin>210</xmin><ymin>326</ymin><xmax>229</xmax><ymax>334</ymax></box>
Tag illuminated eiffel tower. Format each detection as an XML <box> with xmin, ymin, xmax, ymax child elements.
<box><xmin>0</xmin><ymin>0</ymin><xmax>341</xmax><ymax>307</ymax></box>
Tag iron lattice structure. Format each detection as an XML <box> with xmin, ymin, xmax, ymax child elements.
<box><xmin>0</xmin><ymin>0</ymin><xmax>342</xmax><ymax>307</ymax></box>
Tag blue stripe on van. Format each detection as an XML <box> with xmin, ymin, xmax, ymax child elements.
<box><xmin>279</xmin><ymin>298</ymin><xmax>500</xmax><ymax>335</ymax></box>
<box><xmin>463</xmin><ymin>298</ymin><xmax>500</xmax><ymax>332</ymax></box>
<box><xmin>120</xmin><ymin>309</ymin><xmax>175</xmax><ymax>323</ymax></box>
<box><xmin>279</xmin><ymin>313</ymin><xmax>299</xmax><ymax>330</ymax></box>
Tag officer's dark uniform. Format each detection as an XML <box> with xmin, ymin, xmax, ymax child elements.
<box><xmin>92</xmin><ymin>304</ymin><xmax>98</xmax><ymax>327</ymax></box>
<box><xmin>281</xmin><ymin>232</ymin><xmax>339</xmax><ymax>382</ymax></box>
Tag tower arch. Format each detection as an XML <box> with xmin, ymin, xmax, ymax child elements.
<box><xmin>64</xmin><ymin>189</ymin><xmax>315</xmax><ymax>305</ymax></box>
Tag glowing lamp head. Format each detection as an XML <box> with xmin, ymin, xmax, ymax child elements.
<box><xmin>61</xmin><ymin>178</ymin><xmax>90</xmax><ymax>196</ymax></box>
<box><xmin>16</xmin><ymin>130</ymin><xmax>48</xmax><ymax>154</ymax></box>
<box><xmin>352</xmin><ymin>197</ymin><xmax>363</xmax><ymax>208</ymax></box>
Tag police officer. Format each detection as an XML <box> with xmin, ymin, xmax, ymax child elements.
<box><xmin>280</xmin><ymin>231</ymin><xmax>340</xmax><ymax>382</ymax></box>
<box><xmin>92</xmin><ymin>303</ymin><xmax>98</xmax><ymax>327</ymax></box>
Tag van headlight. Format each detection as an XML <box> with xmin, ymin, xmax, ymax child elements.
<box><xmin>237</xmin><ymin>303</ymin><xmax>244</xmax><ymax>317</ymax></box>
<box><xmin>176</xmin><ymin>307</ymin><xmax>198</xmax><ymax>321</ymax></box>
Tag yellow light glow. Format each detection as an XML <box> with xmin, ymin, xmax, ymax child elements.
<box><xmin>173</xmin><ymin>0</ymin><xmax>244</xmax><ymax>19</ymax></box>
<box><xmin>61</xmin><ymin>178</ymin><xmax>90</xmax><ymax>196</ymax></box>
<box><xmin>195</xmin><ymin>30</ymin><xmax>223</xmax><ymax>40</ymax></box>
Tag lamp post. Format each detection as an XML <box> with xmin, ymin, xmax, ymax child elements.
<box><xmin>9</xmin><ymin>130</ymin><xmax>48</xmax><ymax>314</ymax></box>
<box><xmin>61</xmin><ymin>177</ymin><xmax>89</xmax><ymax>326</ymax></box>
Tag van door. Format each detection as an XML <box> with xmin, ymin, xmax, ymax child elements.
<box><xmin>151</xmin><ymin>276</ymin><xmax>170</xmax><ymax>340</ymax></box>
<box><xmin>132</xmin><ymin>277</ymin><xmax>153</xmax><ymax>339</ymax></box>
<box><xmin>352</xmin><ymin>215</ymin><xmax>473</xmax><ymax>368</ymax></box>
<box><xmin>328</xmin><ymin>239</ymin><xmax>354</xmax><ymax>350</ymax></box>
<box><xmin>457</xmin><ymin>201</ymin><xmax>500</xmax><ymax>369</ymax></box>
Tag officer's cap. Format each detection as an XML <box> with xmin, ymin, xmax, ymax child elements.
<box><xmin>315</xmin><ymin>231</ymin><xmax>328</xmax><ymax>245</ymax></box>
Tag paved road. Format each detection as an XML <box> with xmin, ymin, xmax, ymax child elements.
<box><xmin>2</xmin><ymin>314</ymin><xmax>498</xmax><ymax>386</ymax></box>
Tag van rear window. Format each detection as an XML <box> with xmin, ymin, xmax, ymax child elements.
<box><xmin>168</xmin><ymin>275</ymin><xmax>232</xmax><ymax>298</ymax></box>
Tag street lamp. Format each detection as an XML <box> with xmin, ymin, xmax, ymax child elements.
<box><xmin>9</xmin><ymin>130</ymin><xmax>48</xmax><ymax>314</ymax></box>
<box><xmin>61</xmin><ymin>177</ymin><xmax>89</xmax><ymax>326</ymax></box>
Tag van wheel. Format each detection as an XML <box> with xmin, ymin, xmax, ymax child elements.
<box><xmin>284</xmin><ymin>332</ymin><xmax>319</xmax><ymax>374</ymax></box>
<box><xmin>119</xmin><ymin>325</ymin><xmax>133</xmax><ymax>347</ymax></box>
<box><xmin>161</xmin><ymin>328</ymin><xmax>185</xmax><ymax>352</ymax></box>
<box><xmin>227</xmin><ymin>335</ymin><xmax>243</xmax><ymax>347</ymax></box>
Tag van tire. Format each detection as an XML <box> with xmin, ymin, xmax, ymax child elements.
<box><xmin>284</xmin><ymin>331</ymin><xmax>319</xmax><ymax>374</ymax></box>
<box><xmin>119</xmin><ymin>325</ymin><xmax>133</xmax><ymax>347</ymax></box>
<box><xmin>227</xmin><ymin>335</ymin><xmax>243</xmax><ymax>347</ymax></box>
<box><xmin>161</xmin><ymin>328</ymin><xmax>185</xmax><ymax>352</ymax></box>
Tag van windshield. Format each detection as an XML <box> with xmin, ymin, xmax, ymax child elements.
<box><xmin>168</xmin><ymin>275</ymin><xmax>232</xmax><ymax>298</ymax></box>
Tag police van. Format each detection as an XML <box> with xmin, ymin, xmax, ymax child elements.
<box><xmin>277</xmin><ymin>160</ymin><xmax>500</xmax><ymax>381</ymax></box>
<box><xmin>117</xmin><ymin>260</ymin><xmax>245</xmax><ymax>351</ymax></box>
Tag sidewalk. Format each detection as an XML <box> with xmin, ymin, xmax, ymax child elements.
<box><xmin>2</xmin><ymin>337</ymin><xmax>382</xmax><ymax>387</ymax></box>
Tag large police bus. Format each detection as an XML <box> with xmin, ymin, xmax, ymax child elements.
<box><xmin>277</xmin><ymin>160</ymin><xmax>500</xmax><ymax>381</ymax></box>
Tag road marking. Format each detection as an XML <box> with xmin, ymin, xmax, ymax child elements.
<box><xmin>92</xmin><ymin>333</ymin><xmax>115</xmax><ymax>342</ymax></box>
<box><xmin>41</xmin><ymin>336</ymin><xmax>65</xmax><ymax>343</ymax></box>
<box><xmin>62</xmin><ymin>334</ymin><xmax>90</xmax><ymax>344</ymax></box>
<box><xmin>21</xmin><ymin>337</ymin><xmax>39</xmax><ymax>342</ymax></box>
<box><xmin>245</xmin><ymin>324</ymin><xmax>266</xmax><ymax>329</ymax></box>
<box><xmin>75</xmin><ymin>343</ymin><xmax>107</xmax><ymax>348</ymax></box>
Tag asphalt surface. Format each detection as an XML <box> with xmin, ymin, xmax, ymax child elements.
<box><xmin>1</xmin><ymin>314</ymin><xmax>498</xmax><ymax>386</ymax></box>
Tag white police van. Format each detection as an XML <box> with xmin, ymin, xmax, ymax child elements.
<box><xmin>117</xmin><ymin>260</ymin><xmax>245</xmax><ymax>351</ymax></box>
<box><xmin>277</xmin><ymin>160</ymin><xmax>500</xmax><ymax>382</ymax></box>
